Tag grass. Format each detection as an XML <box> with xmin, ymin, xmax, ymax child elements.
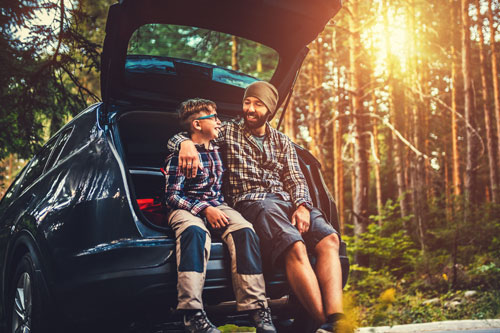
<box><xmin>217</xmin><ymin>324</ymin><xmax>256</xmax><ymax>332</ymax></box>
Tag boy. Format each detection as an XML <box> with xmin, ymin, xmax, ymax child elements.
<box><xmin>164</xmin><ymin>98</ymin><xmax>276</xmax><ymax>333</ymax></box>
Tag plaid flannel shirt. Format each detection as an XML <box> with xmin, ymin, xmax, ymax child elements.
<box><xmin>167</xmin><ymin>119</ymin><xmax>313</xmax><ymax>210</ymax></box>
<box><xmin>164</xmin><ymin>143</ymin><xmax>225</xmax><ymax>216</ymax></box>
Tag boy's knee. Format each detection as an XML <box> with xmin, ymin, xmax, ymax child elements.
<box><xmin>179</xmin><ymin>226</ymin><xmax>209</xmax><ymax>273</ymax></box>
<box><xmin>230</xmin><ymin>228</ymin><xmax>263</xmax><ymax>274</ymax></box>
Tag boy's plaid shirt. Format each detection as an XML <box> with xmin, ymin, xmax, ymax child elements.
<box><xmin>164</xmin><ymin>143</ymin><xmax>225</xmax><ymax>216</ymax></box>
<box><xmin>168</xmin><ymin>119</ymin><xmax>313</xmax><ymax>210</ymax></box>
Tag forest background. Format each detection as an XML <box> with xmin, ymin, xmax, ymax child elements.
<box><xmin>1</xmin><ymin>0</ymin><xmax>499</xmax><ymax>327</ymax></box>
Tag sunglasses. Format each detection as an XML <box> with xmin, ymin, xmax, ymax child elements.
<box><xmin>195</xmin><ymin>113</ymin><xmax>219</xmax><ymax>121</ymax></box>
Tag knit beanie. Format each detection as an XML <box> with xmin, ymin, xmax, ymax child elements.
<box><xmin>243</xmin><ymin>81</ymin><xmax>279</xmax><ymax>114</ymax></box>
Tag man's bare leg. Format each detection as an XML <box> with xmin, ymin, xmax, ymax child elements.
<box><xmin>285</xmin><ymin>241</ymin><xmax>326</xmax><ymax>323</ymax></box>
<box><xmin>314</xmin><ymin>233</ymin><xmax>343</xmax><ymax>316</ymax></box>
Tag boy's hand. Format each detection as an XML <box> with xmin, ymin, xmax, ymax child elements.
<box><xmin>291</xmin><ymin>205</ymin><xmax>310</xmax><ymax>234</ymax></box>
<box><xmin>203</xmin><ymin>206</ymin><xmax>229</xmax><ymax>229</ymax></box>
<box><xmin>179</xmin><ymin>140</ymin><xmax>202</xmax><ymax>178</ymax></box>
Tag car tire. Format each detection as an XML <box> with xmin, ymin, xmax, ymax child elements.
<box><xmin>276</xmin><ymin>294</ymin><xmax>317</xmax><ymax>333</ymax></box>
<box><xmin>288</xmin><ymin>311</ymin><xmax>317</xmax><ymax>333</ymax></box>
<box><xmin>7</xmin><ymin>253</ymin><xmax>51</xmax><ymax>333</ymax></box>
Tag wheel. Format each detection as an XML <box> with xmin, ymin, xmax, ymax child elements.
<box><xmin>8</xmin><ymin>253</ymin><xmax>49</xmax><ymax>333</ymax></box>
<box><xmin>288</xmin><ymin>310</ymin><xmax>317</xmax><ymax>333</ymax></box>
<box><xmin>276</xmin><ymin>294</ymin><xmax>317</xmax><ymax>333</ymax></box>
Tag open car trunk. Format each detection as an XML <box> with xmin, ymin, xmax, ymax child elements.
<box><xmin>114</xmin><ymin>110</ymin><xmax>179</xmax><ymax>230</ymax></box>
<box><xmin>113</xmin><ymin>110</ymin><xmax>349</xmax><ymax>286</ymax></box>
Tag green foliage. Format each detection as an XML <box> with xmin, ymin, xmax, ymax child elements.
<box><xmin>468</xmin><ymin>261</ymin><xmax>500</xmax><ymax>290</ymax></box>
<box><xmin>218</xmin><ymin>324</ymin><xmax>256</xmax><ymax>332</ymax></box>
<box><xmin>345</xmin><ymin>265</ymin><xmax>396</xmax><ymax>305</ymax></box>
<box><xmin>1</xmin><ymin>0</ymin><xmax>102</xmax><ymax>161</ymax></box>
<box><xmin>345</xmin><ymin>198</ymin><xmax>500</xmax><ymax>326</ymax></box>
<box><xmin>352</xmin><ymin>287</ymin><xmax>500</xmax><ymax>326</ymax></box>
<box><xmin>128</xmin><ymin>24</ymin><xmax>278</xmax><ymax>81</ymax></box>
<box><xmin>345</xmin><ymin>199</ymin><xmax>419</xmax><ymax>279</ymax></box>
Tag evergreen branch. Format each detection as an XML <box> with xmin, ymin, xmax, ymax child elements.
<box><xmin>52</xmin><ymin>0</ymin><xmax>65</xmax><ymax>63</ymax></box>
<box><xmin>60</xmin><ymin>65</ymin><xmax>100</xmax><ymax>103</ymax></box>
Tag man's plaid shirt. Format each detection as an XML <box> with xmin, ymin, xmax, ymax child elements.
<box><xmin>168</xmin><ymin>119</ymin><xmax>313</xmax><ymax>210</ymax></box>
<box><xmin>164</xmin><ymin>143</ymin><xmax>225</xmax><ymax>216</ymax></box>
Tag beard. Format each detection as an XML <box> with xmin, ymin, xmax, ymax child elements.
<box><xmin>243</xmin><ymin>110</ymin><xmax>270</xmax><ymax>129</ymax></box>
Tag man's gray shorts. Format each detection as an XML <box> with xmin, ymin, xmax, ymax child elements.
<box><xmin>235</xmin><ymin>194</ymin><xmax>339</xmax><ymax>267</ymax></box>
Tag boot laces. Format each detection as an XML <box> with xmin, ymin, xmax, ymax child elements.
<box><xmin>191</xmin><ymin>310</ymin><xmax>216</xmax><ymax>330</ymax></box>
<box><xmin>256</xmin><ymin>301</ymin><xmax>273</xmax><ymax>325</ymax></box>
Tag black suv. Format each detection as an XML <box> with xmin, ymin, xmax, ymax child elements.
<box><xmin>0</xmin><ymin>0</ymin><xmax>347</xmax><ymax>331</ymax></box>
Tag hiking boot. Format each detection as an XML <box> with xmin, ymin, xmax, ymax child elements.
<box><xmin>249</xmin><ymin>301</ymin><xmax>276</xmax><ymax>333</ymax></box>
<box><xmin>183</xmin><ymin>310</ymin><xmax>221</xmax><ymax>333</ymax></box>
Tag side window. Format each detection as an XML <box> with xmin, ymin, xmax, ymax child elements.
<box><xmin>44</xmin><ymin>127</ymin><xmax>73</xmax><ymax>172</ymax></box>
<box><xmin>0</xmin><ymin>168</ymin><xmax>26</xmax><ymax>209</ymax></box>
<box><xmin>17</xmin><ymin>139</ymin><xmax>58</xmax><ymax>194</ymax></box>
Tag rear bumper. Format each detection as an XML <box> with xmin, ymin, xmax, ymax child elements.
<box><xmin>47</xmin><ymin>237</ymin><xmax>347</xmax><ymax>324</ymax></box>
<box><xmin>50</xmin><ymin>239</ymin><xmax>289</xmax><ymax>323</ymax></box>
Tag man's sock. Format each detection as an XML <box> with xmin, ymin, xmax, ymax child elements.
<box><xmin>326</xmin><ymin>312</ymin><xmax>346</xmax><ymax>323</ymax></box>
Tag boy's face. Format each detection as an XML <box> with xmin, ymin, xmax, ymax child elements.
<box><xmin>193</xmin><ymin>106</ymin><xmax>221</xmax><ymax>140</ymax></box>
<box><xmin>243</xmin><ymin>96</ymin><xmax>269</xmax><ymax>130</ymax></box>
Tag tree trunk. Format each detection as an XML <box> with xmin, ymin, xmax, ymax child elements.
<box><xmin>372</xmin><ymin>90</ymin><xmax>383</xmax><ymax>219</ymax></box>
<box><xmin>384</xmin><ymin>0</ymin><xmax>409</xmax><ymax>222</ymax></box>
<box><xmin>408</xmin><ymin>3</ymin><xmax>427</xmax><ymax>253</ymax></box>
<box><xmin>231</xmin><ymin>36</ymin><xmax>239</xmax><ymax>71</ymax></box>
<box><xmin>349</xmin><ymin>0</ymin><xmax>369</xmax><ymax>266</ymax></box>
<box><xmin>307</xmin><ymin>62</ymin><xmax>319</xmax><ymax>157</ymax></box>
<box><xmin>451</xmin><ymin>0</ymin><xmax>462</xmax><ymax>197</ymax></box>
<box><xmin>283</xmin><ymin>94</ymin><xmax>297</xmax><ymax>141</ymax></box>
<box><xmin>256</xmin><ymin>45</ymin><xmax>263</xmax><ymax>74</ymax></box>
<box><xmin>476</xmin><ymin>0</ymin><xmax>499</xmax><ymax>203</ymax></box>
<box><xmin>461</xmin><ymin>0</ymin><xmax>478</xmax><ymax>210</ymax></box>
<box><xmin>334</xmin><ymin>114</ymin><xmax>345</xmax><ymax>233</ymax></box>
<box><xmin>444</xmin><ymin>151</ymin><xmax>453</xmax><ymax>221</ymax></box>
<box><xmin>314</xmin><ymin>40</ymin><xmax>323</xmax><ymax>159</ymax></box>
<box><xmin>421</xmin><ymin>63</ymin><xmax>433</xmax><ymax>199</ymax></box>
<box><xmin>332</xmin><ymin>29</ymin><xmax>345</xmax><ymax>233</ymax></box>
<box><xmin>488</xmin><ymin>0</ymin><xmax>500</xmax><ymax>180</ymax></box>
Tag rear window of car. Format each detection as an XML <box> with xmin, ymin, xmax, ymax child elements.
<box><xmin>44</xmin><ymin>127</ymin><xmax>74</xmax><ymax>172</ymax></box>
<box><xmin>17</xmin><ymin>139</ymin><xmax>58</xmax><ymax>194</ymax></box>
<box><xmin>127</xmin><ymin>24</ymin><xmax>279</xmax><ymax>85</ymax></box>
<box><xmin>0</xmin><ymin>168</ymin><xmax>26</xmax><ymax>208</ymax></box>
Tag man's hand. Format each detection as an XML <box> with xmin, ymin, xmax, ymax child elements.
<box><xmin>291</xmin><ymin>205</ymin><xmax>310</xmax><ymax>234</ymax></box>
<box><xmin>179</xmin><ymin>140</ymin><xmax>201</xmax><ymax>178</ymax></box>
<box><xmin>203</xmin><ymin>206</ymin><xmax>229</xmax><ymax>229</ymax></box>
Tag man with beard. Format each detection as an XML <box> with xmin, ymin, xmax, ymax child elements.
<box><xmin>168</xmin><ymin>81</ymin><xmax>350</xmax><ymax>333</ymax></box>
